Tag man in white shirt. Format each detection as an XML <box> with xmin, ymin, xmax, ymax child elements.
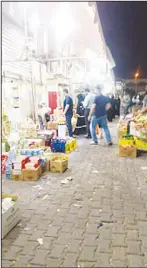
<box><xmin>83</xmin><ymin>88</ymin><xmax>95</xmax><ymax>138</ymax></box>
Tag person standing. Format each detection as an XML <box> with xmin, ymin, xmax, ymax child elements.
<box><xmin>88</xmin><ymin>85</ymin><xmax>112</xmax><ymax>146</ymax></box>
<box><xmin>83</xmin><ymin>88</ymin><xmax>95</xmax><ymax>138</ymax></box>
<box><xmin>74</xmin><ymin>94</ymin><xmax>86</xmax><ymax>135</ymax></box>
<box><xmin>142</xmin><ymin>89</ymin><xmax>147</xmax><ymax>109</ymax></box>
<box><xmin>110</xmin><ymin>95</ymin><xmax>116</xmax><ymax>119</ymax></box>
<box><xmin>63</xmin><ymin>88</ymin><xmax>73</xmax><ymax>137</ymax></box>
<box><xmin>115</xmin><ymin>95</ymin><xmax>121</xmax><ymax>116</ymax></box>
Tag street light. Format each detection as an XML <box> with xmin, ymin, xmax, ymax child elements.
<box><xmin>135</xmin><ymin>72</ymin><xmax>139</xmax><ymax>79</ymax></box>
<box><xmin>134</xmin><ymin>71</ymin><xmax>139</xmax><ymax>93</ymax></box>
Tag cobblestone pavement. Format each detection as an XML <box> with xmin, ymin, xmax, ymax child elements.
<box><xmin>2</xmin><ymin>122</ymin><xmax>147</xmax><ymax>267</ymax></box>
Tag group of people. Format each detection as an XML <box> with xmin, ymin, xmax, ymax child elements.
<box><xmin>120</xmin><ymin>89</ymin><xmax>147</xmax><ymax>117</ymax></box>
<box><xmin>63</xmin><ymin>86</ymin><xmax>113</xmax><ymax>146</ymax></box>
<box><xmin>37</xmin><ymin>87</ymin><xmax>147</xmax><ymax>145</ymax></box>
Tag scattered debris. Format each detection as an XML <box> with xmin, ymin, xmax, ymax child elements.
<box><xmin>42</xmin><ymin>195</ymin><xmax>48</xmax><ymax>200</ymax></box>
<box><xmin>73</xmin><ymin>204</ymin><xmax>82</xmax><ymax>208</ymax></box>
<box><xmin>66</xmin><ymin>176</ymin><xmax>73</xmax><ymax>181</ymax></box>
<box><xmin>97</xmin><ymin>222</ymin><xmax>103</xmax><ymax>229</ymax></box>
<box><xmin>75</xmin><ymin>197</ymin><xmax>83</xmax><ymax>201</ymax></box>
<box><xmin>92</xmin><ymin>170</ymin><xmax>99</xmax><ymax>174</ymax></box>
<box><xmin>140</xmin><ymin>167</ymin><xmax>147</xmax><ymax>170</ymax></box>
<box><xmin>61</xmin><ymin>176</ymin><xmax>73</xmax><ymax>184</ymax></box>
<box><xmin>17</xmin><ymin>223</ymin><xmax>22</xmax><ymax>227</ymax></box>
<box><xmin>37</xmin><ymin>238</ymin><xmax>43</xmax><ymax>245</ymax></box>
<box><xmin>33</xmin><ymin>185</ymin><xmax>43</xmax><ymax>190</ymax></box>
<box><xmin>24</xmin><ymin>227</ymin><xmax>30</xmax><ymax>231</ymax></box>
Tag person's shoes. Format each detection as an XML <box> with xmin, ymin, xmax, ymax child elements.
<box><xmin>108</xmin><ymin>142</ymin><xmax>113</xmax><ymax>146</ymax></box>
<box><xmin>90</xmin><ymin>141</ymin><xmax>98</xmax><ymax>145</ymax></box>
<box><xmin>84</xmin><ymin>135</ymin><xmax>91</xmax><ymax>139</ymax></box>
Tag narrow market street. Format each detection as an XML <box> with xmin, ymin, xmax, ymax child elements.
<box><xmin>2</xmin><ymin>122</ymin><xmax>147</xmax><ymax>268</ymax></box>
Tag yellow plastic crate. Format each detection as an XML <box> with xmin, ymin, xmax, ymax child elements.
<box><xmin>119</xmin><ymin>139</ymin><xmax>135</xmax><ymax>146</ymax></box>
<box><xmin>65</xmin><ymin>143</ymin><xmax>71</xmax><ymax>154</ymax></box>
<box><xmin>135</xmin><ymin>137</ymin><xmax>147</xmax><ymax>151</ymax></box>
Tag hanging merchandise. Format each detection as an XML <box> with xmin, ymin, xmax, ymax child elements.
<box><xmin>13</xmin><ymin>96</ymin><xmax>20</xmax><ymax>109</ymax></box>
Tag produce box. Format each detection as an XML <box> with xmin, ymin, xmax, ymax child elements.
<box><xmin>50</xmin><ymin>155</ymin><xmax>68</xmax><ymax>173</ymax></box>
<box><xmin>119</xmin><ymin>135</ymin><xmax>135</xmax><ymax>146</ymax></box>
<box><xmin>119</xmin><ymin>145</ymin><xmax>137</xmax><ymax>158</ymax></box>
<box><xmin>11</xmin><ymin>170</ymin><xmax>24</xmax><ymax>181</ymax></box>
<box><xmin>47</xmin><ymin>122</ymin><xmax>58</xmax><ymax>130</ymax></box>
<box><xmin>2</xmin><ymin>194</ymin><xmax>21</xmax><ymax>239</ymax></box>
<box><xmin>23</xmin><ymin>166</ymin><xmax>41</xmax><ymax>181</ymax></box>
<box><xmin>65</xmin><ymin>143</ymin><xmax>71</xmax><ymax>154</ymax></box>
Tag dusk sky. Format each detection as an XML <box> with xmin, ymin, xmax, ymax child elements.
<box><xmin>97</xmin><ymin>2</ymin><xmax>147</xmax><ymax>79</ymax></box>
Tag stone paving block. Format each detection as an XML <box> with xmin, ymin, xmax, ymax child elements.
<box><xmin>136</xmin><ymin>211</ymin><xmax>147</xmax><ymax>221</ymax></box>
<box><xmin>86</xmin><ymin>223</ymin><xmax>99</xmax><ymax>234</ymax></box>
<box><xmin>46</xmin><ymin>258</ymin><xmax>63</xmax><ymax>267</ymax></box>
<box><xmin>64</xmin><ymin>214</ymin><xmax>77</xmax><ymax>223</ymax></box>
<box><xmin>127</xmin><ymin>241</ymin><xmax>142</xmax><ymax>255</ymax></box>
<box><xmin>50</xmin><ymin>244</ymin><xmax>66</xmax><ymax>259</ymax></box>
<box><xmin>66</xmin><ymin>240</ymin><xmax>82</xmax><ymax>253</ymax></box>
<box><xmin>96</xmin><ymin>252</ymin><xmax>111</xmax><ymax>267</ymax></box>
<box><xmin>38</xmin><ymin>237</ymin><xmax>54</xmax><ymax>250</ymax></box>
<box><xmin>2</xmin><ymin>260</ymin><xmax>15</xmax><ymax>267</ymax></box>
<box><xmin>97</xmin><ymin>239</ymin><xmax>112</xmax><ymax>253</ymax></box>
<box><xmin>3</xmin><ymin>246</ymin><xmax>23</xmax><ymax>261</ymax></box>
<box><xmin>62</xmin><ymin>253</ymin><xmax>78</xmax><ymax>267</ymax></box>
<box><xmin>71</xmin><ymin>229</ymin><xmax>85</xmax><ymax>240</ymax></box>
<box><xmin>127</xmin><ymin>254</ymin><xmax>144</xmax><ymax>267</ymax></box>
<box><xmin>52</xmin><ymin>216</ymin><xmax>64</xmax><ymax>226</ymax></box>
<box><xmin>55</xmin><ymin>234</ymin><xmax>71</xmax><ymax>245</ymax></box>
<box><xmin>21</xmin><ymin>241</ymin><xmax>38</xmax><ymax>255</ymax></box>
<box><xmin>112</xmin><ymin>247</ymin><xmax>126</xmax><ymax>261</ymax></box>
<box><xmin>74</xmin><ymin>219</ymin><xmax>87</xmax><ymax>229</ymax></box>
<box><xmin>78</xmin><ymin>261</ymin><xmax>96</xmax><ymax>267</ymax></box>
<box><xmin>110</xmin><ymin>259</ymin><xmax>127</xmax><ymax>267</ymax></box>
<box><xmin>28</xmin><ymin>229</ymin><xmax>45</xmax><ymax>241</ymax></box>
<box><xmin>30</xmin><ymin>249</ymin><xmax>49</xmax><ymax>266</ymax></box>
<box><xmin>12</xmin><ymin>234</ymin><xmax>30</xmax><ymax>247</ymax></box>
<box><xmin>45</xmin><ymin>226</ymin><xmax>60</xmax><ymax>238</ymax></box>
<box><xmin>12</xmin><ymin>255</ymin><xmax>33</xmax><ymax>267</ymax></box>
<box><xmin>61</xmin><ymin>222</ymin><xmax>74</xmax><ymax>233</ymax></box>
<box><xmin>112</xmin><ymin>233</ymin><xmax>126</xmax><ymax>247</ymax></box>
<box><xmin>127</xmin><ymin>230</ymin><xmax>139</xmax><ymax>241</ymax></box>
<box><xmin>99</xmin><ymin>229</ymin><xmax>112</xmax><ymax>240</ymax></box>
<box><xmin>79</xmin><ymin>246</ymin><xmax>96</xmax><ymax>262</ymax></box>
<box><xmin>83</xmin><ymin>234</ymin><xmax>98</xmax><ymax>247</ymax></box>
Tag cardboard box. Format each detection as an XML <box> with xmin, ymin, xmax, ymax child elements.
<box><xmin>2</xmin><ymin>195</ymin><xmax>21</xmax><ymax>239</ymax></box>
<box><xmin>47</xmin><ymin>122</ymin><xmax>58</xmax><ymax>130</ymax></box>
<box><xmin>119</xmin><ymin>145</ymin><xmax>137</xmax><ymax>158</ymax></box>
<box><xmin>50</xmin><ymin>156</ymin><xmax>68</xmax><ymax>173</ymax></box>
<box><xmin>11</xmin><ymin>170</ymin><xmax>24</xmax><ymax>181</ymax></box>
<box><xmin>23</xmin><ymin>166</ymin><xmax>41</xmax><ymax>181</ymax></box>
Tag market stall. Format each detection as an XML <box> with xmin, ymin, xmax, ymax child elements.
<box><xmin>118</xmin><ymin>108</ymin><xmax>147</xmax><ymax>157</ymax></box>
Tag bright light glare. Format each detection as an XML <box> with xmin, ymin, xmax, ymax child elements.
<box><xmin>51</xmin><ymin>3</ymin><xmax>75</xmax><ymax>43</ymax></box>
<box><xmin>103</xmin><ymin>81</ymin><xmax>114</xmax><ymax>94</ymax></box>
<box><xmin>135</xmin><ymin>72</ymin><xmax>139</xmax><ymax>79</ymax></box>
<box><xmin>29</xmin><ymin>11</ymin><xmax>40</xmax><ymax>32</ymax></box>
<box><xmin>85</xmin><ymin>49</ymin><xmax>97</xmax><ymax>58</ymax></box>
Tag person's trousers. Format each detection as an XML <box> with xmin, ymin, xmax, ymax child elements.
<box><xmin>65</xmin><ymin>114</ymin><xmax>73</xmax><ymax>137</ymax></box>
<box><xmin>90</xmin><ymin>115</ymin><xmax>112</xmax><ymax>144</ymax></box>
<box><xmin>84</xmin><ymin>109</ymin><xmax>91</xmax><ymax>137</ymax></box>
